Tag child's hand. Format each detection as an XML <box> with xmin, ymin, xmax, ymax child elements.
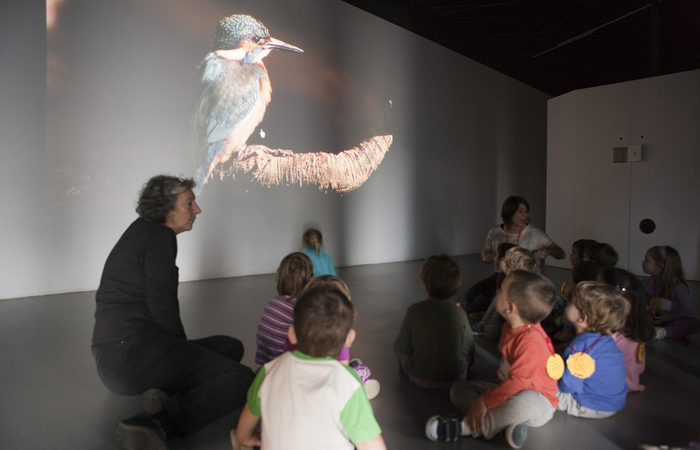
<box><xmin>651</xmin><ymin>310</ymin><xmax>671</xmax><ymax>325</ymax></box>
<box><xmin>534</xmin><ymin>248</ymin><xmax>549</xmax><ymax>259</ymax></box>
<box><xmin>466</xmin><ymin>395</ymin><xmax>488</xmax><ymax>432</ymax></box>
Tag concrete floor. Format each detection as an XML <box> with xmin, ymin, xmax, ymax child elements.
<box><xmin>1</xmin><ymin>254</ymin><xmax>699</xmax><ymax>450</ymax></box>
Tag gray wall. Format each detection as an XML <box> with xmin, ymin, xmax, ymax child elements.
<box><xmin>0</xmin><ymin>0</ymin><xmax>549</xmax><ymax>299</ymax></box>
<box><xmin>547</xmin><ymin>69</ymin><xmax>700</xmax><ymax>280</ymax></box>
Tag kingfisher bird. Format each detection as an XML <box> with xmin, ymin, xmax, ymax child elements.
<box><xmin>191</xmin><ymin>15</ymin><xmax>303</xmax><ymax>193</ymax></box>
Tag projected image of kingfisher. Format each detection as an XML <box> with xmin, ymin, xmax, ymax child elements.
<box><xmin>191</xmin><ymin>15</ymin><xmax>302</xmax><ymax>192</ymax></box>
<box><xmin>192</xmin><ymin>14</ymin><xmax>393</xmax><ymax>195</ymax></box>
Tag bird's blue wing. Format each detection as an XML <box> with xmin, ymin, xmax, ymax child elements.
<box><xmin>190</xmin><ymin>55</ymin><xmax>265</xmax><ymax>190</ymax></box>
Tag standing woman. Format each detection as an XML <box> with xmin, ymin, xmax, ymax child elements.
<box><xmin>464</xmin><ymin>196</ymin><xmax>565</xmax><ymax>306</ymax></box>
<box><xmin>92</xmin><ymin>175</ymin><xmax>255</xmax><ymax>450</ymax></box>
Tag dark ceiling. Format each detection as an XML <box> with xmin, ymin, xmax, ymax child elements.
<box><xmin>341</xmin><ymin>0</ymin><xmax>700</xmax><ymax>97</ymax></box>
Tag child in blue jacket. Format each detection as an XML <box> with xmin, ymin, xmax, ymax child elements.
<box><xmin>558</xmin><ymin>282</ymin><xmax>630</xmax><ymax>418</ymax></box>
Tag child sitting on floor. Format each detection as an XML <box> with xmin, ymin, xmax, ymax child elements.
<box><xmin>236</xmin><ymin>284</ymin><xmax>386</xmax><ymax>450</ymax></box>
<box><xmin>426</xmin><ymin>271</ymin><xmax>558</xmax><ymax>448</ymax></box>
<box><xmin>552</xmin><ymin>260</ymin><xmax>602</xmax><ymax>344</ymax></box>
<box><xmin>585</xmin><ymin>242</ymin><xmax>619</xmax><ymax>269</ymax></box>
<box><xmin>394</xmin><ymin>254</ymin><xmax>474</xmax><ymax>389</ymax></box>
<box><xmin>285</xmin><ymin>275</ymin><xmax>380</xmax><ymax>399</ymax></box>
<box><xmin>255</xmin><ymin>252</ymin><xmax>313</xmax><ymax>365</ymax></box>
<box><xmin>598</xmin><ymin>268</ymin><xmax>655</xmax><ymax>392</ymax></box>
<box><xmin>471</xmin><ymin>246</ymin><xmax>540</xmax><ymax>340</ymax></box>
<box><xmin>461</xmin><ymin>242</ymin><xmax>516</xmax><ymax>315</ymax></box>
<box><xmin>642</xmin><ymin>245</ymin><xmax>700</xmax><ymax>340</ymax></box>
<box><xmin>561</xmin><ymin>239</ymin><xmax>597</xmax><ymax>298</ymax></box>
<box><xmin>301</xmin><ymin>228</ymin><xmax>337</xmax><ymax>277</ymax></box>
<box><xmin>557</xmin><ymin>282</ymin><xmax>629</xmax><ymax>418</ymax></box>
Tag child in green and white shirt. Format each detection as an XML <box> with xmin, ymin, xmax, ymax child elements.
<box><xmin>235</xmin><ymin>284</ymin><xmax>385</xmax><ymax>450</ymax></box>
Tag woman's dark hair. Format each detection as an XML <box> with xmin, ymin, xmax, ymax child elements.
<box><xmin>598</xmin><ymin>268</ymin><xmax>655</xmax><ymax>342</ymax></box>
<box><xmin>500</xmin><ymin>196</ymin><xmax>529</xmax><ymax>226</ymax></box>
<box><xmin>136</xmin><ymin>175</ymin><xmax>196</xmax><ymax>223</ymax></box>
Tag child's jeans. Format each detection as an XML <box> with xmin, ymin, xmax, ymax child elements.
<box><xmin>450</xmin><ymin>381</ymin><xmax>555</xmax><ymax>439</ymax></box>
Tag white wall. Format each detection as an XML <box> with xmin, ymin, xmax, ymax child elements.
<box><xmin>547</xmin><ymin>70</ymin><xmax>700</xmax><ymax>280</ymax></box>
<box><xmin>0</xmin><ymin>0</ymin><xmax>550</xmax><ymax>299</ymax></box>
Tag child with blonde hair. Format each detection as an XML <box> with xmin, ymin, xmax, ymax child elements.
<box><xmin>461</xmin><ymin>242</ymin><xmax>516</xmax><ymax>314</ymax></box>
<box><xmin>472</xmin><ymin>247</ymin><xmax>540</xmax><ymax>339</ymax></box>
<box><xmin>426</xmin><ymin>271</ymin><xmax>558</xmax><ymax>448</ymax></box>
<box><xmin>641</xmin><ymin>245</ymin><xmax>700</xmax><ymax>340</ymax></box>
<box><xmin>557</xmin><ymin>282</ymin><xmax>630</xmax><ymax>418</ymax></box>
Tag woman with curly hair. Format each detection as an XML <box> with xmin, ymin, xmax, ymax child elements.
<box><xmin>92</xmin><ymin>175</ymin><xmax>254</xmax><ymax>450</ymax></box>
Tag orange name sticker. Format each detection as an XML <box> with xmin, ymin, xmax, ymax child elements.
<box><xmin>637</xmin><ymin>343</ymin><xmax>645</xmax><ymax>364</ymax></box>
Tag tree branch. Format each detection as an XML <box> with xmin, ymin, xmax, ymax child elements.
<box><xmin>215</xmin><ymin>135</ymin><xmax>393</xmax><ymax>193</ymax></box>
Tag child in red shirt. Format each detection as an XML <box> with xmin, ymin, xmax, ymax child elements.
<box><xmin>426</xmin><ymin>271</ymin><xmax>559</xmax><ymax>448</ymax></box>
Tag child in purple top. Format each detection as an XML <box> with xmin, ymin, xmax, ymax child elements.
<box><xmin>255</xmin><ymin>253</ymin><xmax>313</xmax><ymax>365</ymax></box>
<box><xmin>641</xmin><ymin>245</ymin><xmax>700</xmax><ymax>340</ymax></box>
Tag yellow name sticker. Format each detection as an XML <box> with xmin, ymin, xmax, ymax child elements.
<box><xmin>566</xmin><ymin>352</ymin><xmax>596</xmax><ymax>379</ymax></box>
<box><xmin>546</xmin><ymin>354</ymin><xmax>565</xmax><ymax>380</ymax></box>
<box><xmin>649</xmin><ymin>297</ymin><xmax>662</xmax><ymax>310</ymax></box>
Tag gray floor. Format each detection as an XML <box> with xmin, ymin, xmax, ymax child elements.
<box><xmin>1</xmin><ymin>254</ymin><xmax>699</xmax><ymax>450</ymax></box>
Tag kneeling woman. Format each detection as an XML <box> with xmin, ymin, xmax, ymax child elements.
<box><xmin>91</xmin><ymin>175</ymin><xmax>254</xmax><ymax>449</ymax></box>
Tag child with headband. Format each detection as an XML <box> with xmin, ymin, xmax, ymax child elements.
<box><xmin>641</xmin><ymin>245</ymin><xmax>700</xmax><ymax>340</ymax></box>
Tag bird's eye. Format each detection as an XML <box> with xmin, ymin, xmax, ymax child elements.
<box><xmin>253</xmin><ymin>36</ymin><xmax>263</xmax><ymax>44</ymax></box>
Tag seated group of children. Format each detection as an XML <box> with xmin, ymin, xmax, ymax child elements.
<box><xmin>416</xmin><ymin>242</ymin><xmax>698</xmax><ymax>448</ymax></box>
<box><xmin>235</xmin><ymin>230</ymin><xmax>385</xmax><ymax>450</ymax></box>
<box><xmin>234</xmin><ymin>229</ymin><xmax>698</xmax><ymax>450</ymax></box>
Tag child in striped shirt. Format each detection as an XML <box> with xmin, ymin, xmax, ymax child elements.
<box><xmin>255</xmin><ymin>252</ymin><xmax>313</xmax><ymax>365</ymax></box>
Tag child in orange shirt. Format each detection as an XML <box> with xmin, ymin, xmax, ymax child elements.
<box><xmin>426</xmin><ymin>271</ymin><xmax>559</xmax><ymax>448</ymax></box>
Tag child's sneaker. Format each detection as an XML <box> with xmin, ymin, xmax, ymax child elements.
<box><xmin>425</xmin><ymin>414</ymin><xmax>463</xmax><ymax>442</ymax></box>
<box><xmin>653</xmin><ymin>326</ymin><xmax>667</xmax><ymax>340</ymax></box>
<box><xmin>503</xmin><ymin>423</ymin><xmax>527</xmax><ymax>448</ymax></box>
<box><xmin>471</xmin><ymin>322</ymin><xmax>484</xmax><ymax>334</ymax></box>
<box><xmin>364</xmin><ymin>379</ymin><xmax>380</xmax><ymax>400</ymax></box>
<box><xmin>143</xmin><ymin>389</ymin><xmax>183</xmax><ymax>417</ymax></box>
<box><xmin>115</xmin><ymin>415</ymin><xmax>169</xmax><ymax>450</ymax></box>
<box><xmin>350</xmin><ymin>361</ymin><xmax>380</xmax><ymax>399</ymax></box>
<box><xmin>351</xmin><ymin>363</ymin><xmax>372</xmax><ymax>383</ymax></box>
